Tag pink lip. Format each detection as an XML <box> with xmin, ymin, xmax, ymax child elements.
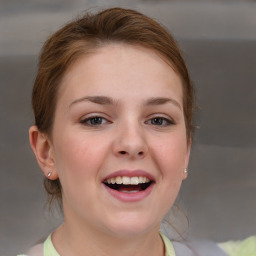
<box><xmin>102</xmin><ymin>169</ymin><xmax>155</xmax><ymax>202</ymax></box>
<box><xmin>103</xmin><ymin>182</ymin><xmax>154</xmax><ymax>202</ymax></box>
<box><xmin>103</xmin><ymin>169</ymin><xmax>155</xmax><ymax>182</ymax></box>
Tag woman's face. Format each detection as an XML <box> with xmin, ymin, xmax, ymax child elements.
<box><xmin>51</xmin><ymin>44</ymin><xmax>190</xmax><ymax>237</ymax></box>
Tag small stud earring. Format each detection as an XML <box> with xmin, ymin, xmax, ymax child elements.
<box><xmin>184</xmin><ymin>168</ymin><xmax>188</xmax><ymax>174</ymax></box>
<box><xmin>47</xmin><ymin>171</ymin><xmax>52</xmax><ymax>177</ymax></box>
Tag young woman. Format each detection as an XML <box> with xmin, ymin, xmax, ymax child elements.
<box><xmin>18</xmin><ymin>7</ymin><xmax>230</xmax><ymax>256</ymax></box>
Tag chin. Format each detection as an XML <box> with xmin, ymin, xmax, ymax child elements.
<box><xmin>102</xmin><ymin>214</ymin><xmax>160</xmax><ymax>238</ymax></box>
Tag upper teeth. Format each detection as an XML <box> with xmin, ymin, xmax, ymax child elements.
<box><xmin>105</xmin><ymin>176</ymin><xmax>150</xmax><ymax>185</ymax></box>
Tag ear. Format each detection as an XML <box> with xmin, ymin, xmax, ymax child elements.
<box><xmin>29</xmin><ymin>125</ymin><xmax>58</xmax><ymax>180</ymax></box>
<box><xmin>182</xmin><ymin>137</ymin><xmax>192</xmax><ymax>180</ymax></box>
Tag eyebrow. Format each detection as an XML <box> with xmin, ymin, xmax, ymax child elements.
<box><xmin>145</xmin><ymin>97</ymin><xmax>182</xmax><ymax>110</ymax></box>
<box><xmin>69</xmin><ymin>96</ymin><xmax>114</xmax><ymax>108</ymax></box>
<box><xmin>69</xmin><ymin>96</ymin><xmax>181</xmax><ymax>110</ymax></box>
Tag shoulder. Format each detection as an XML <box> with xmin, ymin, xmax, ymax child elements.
<box><xmin>171</xmin><ymin>239</ymin><xmax>228</xmax><ymax>256</ymax></box>
<box><xmin>17</xmin><ymin>242</ymin><xmax>43</xmax><ymax>256</ymax></box>
<box><xmin>188</xmin><ymin>239</ymin><xmax>229</xmax><ymax>256</ymax></box>
<box><xmin>27</xmin><ymin>243</ymin><xmax>44</xmax><ymax>256</ymax></box>
<box><xmin>160</xmin><ymin>232</ymin><xmax>228</xmax><ymax>256</ymax></box>
<box><xmin>218</xmin><ymin>236</ymin><xmax>256</xmax><ymax>256</ymax></box>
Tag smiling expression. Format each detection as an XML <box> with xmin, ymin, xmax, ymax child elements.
<box><xmin>50</xmin><ymin>43</ymin><xmax>190</xmax><ymax>237</ymax></box>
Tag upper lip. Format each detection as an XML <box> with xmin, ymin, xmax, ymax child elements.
<box><xmin>102</xmin><ymin>169</ymin><xmax>155</xmax><ymax>182</ymax></box>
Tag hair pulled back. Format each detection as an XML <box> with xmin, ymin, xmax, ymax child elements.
<box><xmin>32</xmin><ymin>7</ymin><xmax>195</xmax><ymax>206</ymax></box>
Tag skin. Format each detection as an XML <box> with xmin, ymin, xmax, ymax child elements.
<box><xmin>30</xmin><ymin>43</ymin><xmax>191</xmax><ymax>256</ymax></box>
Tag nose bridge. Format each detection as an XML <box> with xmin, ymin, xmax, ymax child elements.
<box><xmin>113</xmin><ymin>117</ymin><xmax>148</xmax><ymax>158</ymax></box>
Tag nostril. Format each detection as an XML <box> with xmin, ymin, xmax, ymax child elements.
<box><xmin>117</xmin><ymin>150</ymin><xmax>145</xmax><ymax>156</ymax></box>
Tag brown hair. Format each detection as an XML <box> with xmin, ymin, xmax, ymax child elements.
<box><xmin>32</xmin><ymin>7</ymin><xmax>195</xmax><ymax>206</ymax></box>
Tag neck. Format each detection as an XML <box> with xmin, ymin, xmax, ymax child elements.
<box><xmin>52</xmin><ymin>221</ymin><xmax>165</xmax><ymax>256</ymax></box>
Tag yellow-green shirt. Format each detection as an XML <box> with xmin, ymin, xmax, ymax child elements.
<box><xmin>218</xmin><ymin>236</ymin><xmax>256</xmax><ymax>256</ymax></box>
<box><xmin>18</xmin><ymin>234</ymin><xmax>256</xmax><ymax>256</ymax></box>
<box><xmin>18</xmin><ymin>232</ymin><xmax>175</xmax><ymax>256</ymax></box>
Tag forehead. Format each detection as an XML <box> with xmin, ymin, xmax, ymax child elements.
<box><xmin>58</xmin><ymin>43</ymin><xmax>183</xmax><ymax>105</ymax></box>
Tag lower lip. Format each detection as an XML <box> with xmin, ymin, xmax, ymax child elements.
<box><xmin>103</xmin><ymin>183</ymin><xmax>154</xmax><ymax>202</ymax></box>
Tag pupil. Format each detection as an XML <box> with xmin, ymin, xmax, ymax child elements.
<box><xmin>92</xmin><ymin>117</ymin><xmax>102</xmax><ymax>124</ymax></box>
<box><xmin>153</xmin><ymin>118</ymin><xmax>162</xmax><ymax>125</ymax></box>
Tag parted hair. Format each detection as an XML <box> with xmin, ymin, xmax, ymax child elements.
<box><xmin>32</xmin><ymin>7</ymin><xmax>195</xmax><ymax>206</ymax></box>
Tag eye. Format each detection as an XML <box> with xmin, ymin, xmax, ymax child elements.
<box><xmin>80</xmin><ymin>116</ymin><xmax>109</xmax><ymax>126</ymax></box>
<box><xmin>147</xmin><ymin>117</ymin><xmax>174</xmax><ymax>126</ymax></box>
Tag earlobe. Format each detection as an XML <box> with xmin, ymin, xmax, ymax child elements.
<box><xmin>183</xmin><ymin>137</ymin><xmax>192</xmax><ymax>180</ymax></box>
<box><xmin>182</xmin><ymin>168</ymin><xmax>188</xmax><ymax>180</ymax></box>
<box><xmin>29</xmin><ymin>126</ymin><xmax>58</xmax><ymax>180</ymax></box>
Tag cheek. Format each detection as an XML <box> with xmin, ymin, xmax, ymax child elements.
<box><xmin>154</xmin><ymin>136</ymin><xmax>188</xmax><ymax>171</ymax></box>
<box><xmin>53</xmin><ymin>133</ymin><xmax>110</xmax><ymax>210</ymax></box>
<box><xmin>152</xmin><ymin>135</ymin><xmax>188</xmax><ymax>196</ymax></box>
<box><xmin>53</xmin><ymin>132</ymin><xmax>108</xmax><ymax>183</ymax></box>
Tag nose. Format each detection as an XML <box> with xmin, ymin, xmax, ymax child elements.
<box><xmin>112</xmin><ymin>122</ymin><xmax>148</xmax><ymax>159</ymax></box>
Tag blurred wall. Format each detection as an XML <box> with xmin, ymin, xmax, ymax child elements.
<box><xmin>1</xmin><ymin>1</ymin><xmax>256</xmax><ymax>255</ymax></box>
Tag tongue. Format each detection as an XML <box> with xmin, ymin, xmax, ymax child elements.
<box><xmin>118</xmin><ymin>185</ymin><xmax>142</xmax><ymax>192</ymax></box>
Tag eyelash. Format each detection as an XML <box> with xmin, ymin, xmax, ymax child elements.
<box><xmin>80</xmin><ymin>116</ymin><xmax>110</xmax><ymax>126</ymax></box>
<box><xmin>146</xmin><ymin>116</ymin><xmax>174</xmax><ymax>126</ymax></box>
<box><xmin>80</xmin><ymin>115</ymin><xmax>174</xmax><ymax>128</ymax></box>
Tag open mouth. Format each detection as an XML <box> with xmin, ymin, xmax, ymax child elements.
<box><xmin>103</xmin><ymin>176</ymin><xmax>153</xmax><ymax>193</ymax></box>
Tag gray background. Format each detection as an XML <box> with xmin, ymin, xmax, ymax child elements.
<box><xmin>1</xmin><ymin>0</ymin><xmax>256</xmax><ymax>255</ymax></box>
